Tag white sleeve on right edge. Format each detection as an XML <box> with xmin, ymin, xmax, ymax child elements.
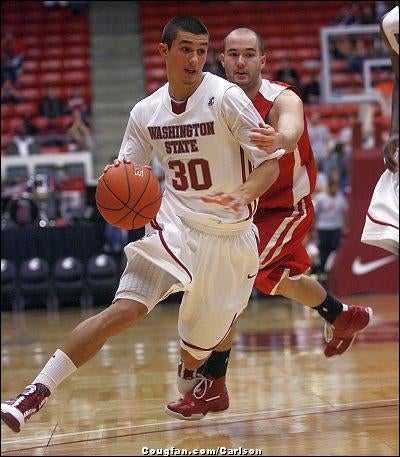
<box><xmin>118</xmin><ymin>105</ymin><xmax>153</xmax><ymax>166</ymax></box>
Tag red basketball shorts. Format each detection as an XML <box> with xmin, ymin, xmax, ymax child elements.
<box><xmin>254</xmin><ymin>196</ymin><xmax>314</xmax><ymax>295</ymax></box>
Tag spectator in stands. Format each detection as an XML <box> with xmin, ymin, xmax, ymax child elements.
<box><xmin>23</xmin><ymin>114</ymin><xmax>40</xmax><ymax>137</ymax></box>
<box><xmin>40</xmin><ymin>118</ymin><xmax>67</xmax><ymax>147</ymax></box>
<box><xmin>338</xmin><ymin>113</ymin><xmax>356</xmax><ymax>161</ymax></box>
<box><xmin>274</xmin><ymin>58</ymin><xmax>302</xmax><ymax>90</ymax></box>
<box><xmin>331</xmin><ymin>4</ymin><xmax>359</xmax><ymax>26</ymax></box>
<box><xmin>1</xmin><ymin>78</ymin><xmax>23</xmax><ymax>104</ymax></box>
<box><xmin>313</xmin><ymin>178</ymin><xmax>349</xmax><ymax>274</ymax></box>
<box><xmin>65</xmin><ymin>86</ymin><xmax>90</xmax><ymax>122</ymax></box>
<box><xmin>331</xmin><ymin>36</ymin><xmax>354</xmax><ymax>60</ymax></box>
<box><xmin>67</xmin><ymin>107</ymin><xmax>92</xmax><ymax>151</ymax></box>
<box><xmin>359</xmin><ymin>4</ymin><xmax>375</xmax><ymax>24</ymax></box>
<box><xmin>347</xmin><ymin>38</ymin><xmax>369</xmax><ymax>73</ymax></box>
<box><xmin>204</xmin><ymin>48</ymin><xmax>225</xmax><ymax>78</ymax></box>
<box><xmin>375</xmin><ymin>1</ymin><xmax>391</xmax><ymax>21</ymax></box>
<box><xmin>7</xmin><ymin>125</ymin><xmax>40</xmax><ymax>156</ymax></box>
<box><xmin>39</xmin><ymin>87</ymin><xmax>64</xmax><ymax>120</ymax></box>
<box><xmin>66</xmin><ymin>86</ymin><xmax>85</xmax><ymax>112</ymax></box>
<box><xmin>322</xmin><ymin>142</ymin><xmax>349</xmax><ymax>193</ymax></box>
<box><xmin>69</xmin><ymin>1</ymin><xmax>89</xmax><ymax>15</ymax></box>
<box><xmin>1</xmin><ymin>30</ymin><xmax>26</xmax><ymax>84</ymax></box>
<box><xmin>302</xmin><ymin>73</ymin><xmax>321</xmax><ymax>104</ymax></box>
<box><xmin>303</xmin><ymin>230</ymin><xmax>320</xmax><ymax>277</ymax></box>
<box><xmin>43</xmin><ymin>1</ymin><xmax>69</xmax><ymax>7</ymax></box>
<box><xmin>307</xmin><ymin>112</ymin><xmax>332</xmax><ymax>170</ymax></box>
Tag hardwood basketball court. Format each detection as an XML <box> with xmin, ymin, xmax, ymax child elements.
<box><xmin>1</xmin><ymin>293</ymin><xmax>398</xmax><ymax>455</ymax></box>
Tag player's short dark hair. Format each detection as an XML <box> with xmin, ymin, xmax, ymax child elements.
<box><xmin>161</xmin><ymin>16</ymin><xmax>210</xmax><ymax>49</ymax></box>
<box><xmin>223</xmin><ymin>28</ymin><xmax>265</xmax><ymax>55</ymax></box>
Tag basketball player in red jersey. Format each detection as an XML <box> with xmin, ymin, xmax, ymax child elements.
<box><xmin>165</xmin><ymin>28</ymin><xmax>374</xmax><ymax>421</ymax></box>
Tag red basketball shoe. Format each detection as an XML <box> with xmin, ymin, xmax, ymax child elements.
<box><xmin>165</xmin><ymin>374</ymin><xmax>229</xmax><ymax>420</ymax></box>
<box><xmin>1</xmin><ymin>383</ymin><xmax>51</xmax><ymax>433</ymax></box>
<box><xmin>324</xmin><ymin>305</ymin><xmax>373</xmax><ymax>358</ymax></box>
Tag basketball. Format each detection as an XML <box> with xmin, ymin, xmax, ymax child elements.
<box><xmin>95</xmin><ymin>161</ymin><xmax>162</xmax><ymax>229</ymax></box>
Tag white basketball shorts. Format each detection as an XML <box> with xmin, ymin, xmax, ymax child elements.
<box><xmin>361</xmin><ymin>168</ymin><xmax>399</xmax><ymax>255</ymax></box>
<box><xmin>114</xmin><ymin>203</ymin><xmax>259</xmax><ymax>359</ymax></box>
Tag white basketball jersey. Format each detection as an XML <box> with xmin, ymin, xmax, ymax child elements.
<box><xmin>382</xmin><ymin>6</ymin><xmax>399</xmax><ymax>54</ymax></box>
<box><xmin>118</xmin><ymin>72</ymin><xmax>284</xmax><ymax>226</ymax></box>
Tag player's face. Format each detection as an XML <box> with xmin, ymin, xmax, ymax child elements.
<box><xmin>160</xmin><ymin>31</ymin><xmax>209</xmax><ymax>88</ymax></box>
<box><xmin>221</xmin><ymin>32</ymin><xmax>265</xmax><ymax>93</ymax></box>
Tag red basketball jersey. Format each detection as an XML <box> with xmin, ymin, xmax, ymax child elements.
<box><xmin>252</xmin><ymin>80</ymin><xmax>317</xmax><ymax>222</ymax></box>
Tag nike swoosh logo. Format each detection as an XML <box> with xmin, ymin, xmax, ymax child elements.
<box><xmin>351</xmin><ymin>255</ymin><xmax>397</xmax><ymax>275</ymax></box>
<box><xmin>247</xmin><ymin>273</ymin><xmax>257</xmax><ymax>279</ymax></box>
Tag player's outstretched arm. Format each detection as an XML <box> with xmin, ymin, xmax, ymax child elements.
<box><xmin>251</xmin><ymin>89</ymin><xmax>304</xmax><ymax>154</ymax></box>
<box><xmin>202</xmin><ymin>158</ymin><xmax>279</xmax><ymax>217</ymax></box>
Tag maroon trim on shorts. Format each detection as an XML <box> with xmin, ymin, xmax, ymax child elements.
<box><xmin>367</xmin><ymin>212</ymin><xmax>399</xmax><ymax>230</ymax></box>
<box><xmin>150</xmin><ymin>219</ymin><xmax>193</xmax><ymax>281</ymax></box>
<box><xmin>181</xmin><ymin>313</ymin><xmax>237</xmax><ymax>351</ymax></box>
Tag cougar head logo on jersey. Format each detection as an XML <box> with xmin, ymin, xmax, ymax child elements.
<box><xmin>208</xmin><ymin>97</ymin><xmax>215</xmax><ymax>106</ymax></box>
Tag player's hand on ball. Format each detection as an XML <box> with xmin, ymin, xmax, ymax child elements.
<box><xmin>103</xmin><ymin>158</ymin><xmax>132</xmax><ymax>174</ymax></box>
<box><xmin>201</xmin><ymin>191</ymin><xmax>246</xmax><ymax>218</ymax></box>
<box><xmin>249</xmin><ymin>122</ymin><xmax>283</xmax><ymax>154</ymax></box>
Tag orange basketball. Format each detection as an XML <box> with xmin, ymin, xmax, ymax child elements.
<box><xmin>96</xmin><ymin>162</ymin><xmax>162</xmax><ymax>229</ymax></box>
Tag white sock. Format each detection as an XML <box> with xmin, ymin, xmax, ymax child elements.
<box><xmin>32</xmin><ymin>349</ymin><xmax>77</xmax><ymax>393</ymax></box>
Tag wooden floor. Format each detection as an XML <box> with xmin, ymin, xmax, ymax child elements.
<box><xmin>1</xmin><ymin>293</ymin><xmax>398</xmax><ymax>456</ymax></box>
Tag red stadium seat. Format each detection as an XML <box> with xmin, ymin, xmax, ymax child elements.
<box><xmin>25</xmin><ymin>48</ymin><xmax>42</xmax><ymax>59</ymax></box>
<box><xmin>40</xmin><ymin>72</ymin><xmax>63</xmax><ymax>86</ymax></box>
<box><xmin>63</xmin><ymin>71</ymin><xmax>90</xmax><ymax>86</ymax></box>
<box><xmin>1</xmin><ymin>134</ymin><xmax>13</xmax><ymax>149</ymax></box>
<box><xmin>1</xmin><ymin>104</ymin><xmax>15</xmax><ymax>119</ymax></box>
<box><xmin>23</xmin><ymin>60</ymin><xmax>40</xmax><ymax>73</ymax></box>
<box><xmin>14</xmin><ymin>102</ymin><xmax>38</xmax><ymax>117</ymax></box>
<box><xmin>1</xmin><ymin>119</ymin><xmax>11</xmax><ymax>134</ymax></box>
<box><xmin>24</xmin><ymin>36</ymin><xmax>42</xmax><ymax>47</ymax></box>
<box><xmin>63</xmin><ymin>58</ymin><xmax>88</xmax><ymax>71</ymax></box>
<box><xmin>56</xmin><ymin>116</ymin><xmax>73</xmax><ymax>131</ymax></box>
<box><xmin>40</xmin><ymin>59</ymin><xmax>63</xmax><ymax>72</ymax></box>
<box><xmin>20</xmin><ymin>88</ymin><xmax>41</xmax><ymax>102</ymax></box>
<box><xmin>8</xmin><ymin>117</ymin><xmax>24</xmax><ymax>134</ymax></box>
<box><xmin>63</xmin><ymin>34</ymin><xmax>89</xmax><ymax>46</ymax></box>
<box><xmin>43</xmin><ymin>35</ymin><xmax>64</xmax><ymax>47</ymax></box>
<box><xmin>34</xmin><ymin>116</ymin><xmax>50</xmax><ymax>130</ymax></box>
<box><xmin>41</xmin><ymin>47</ymin><xmax>64</xmax><ymax>59</ymax></box>
<box><xmin>64</xmin><ymin>46</ymin><xmax>89</xmax><ymax>58</ymax></box>
<box><xmin>19</xmin><ymin>73</ymin><xmax>40</xmax><ymax>88</ymax></box>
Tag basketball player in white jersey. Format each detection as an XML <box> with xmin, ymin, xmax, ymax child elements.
<box><xmin>165</xmin><ymin>28</ymin><xmax>373</xmax><ymax>421</ymax></box>
<box><xmin>1</xmin><ymin>16</ymin><xmax>286</xmax><ymax>433</ymax></box>
<box><xmin>361</xmin><ymin>5</ymin><xmax>399</xmax><ymax>255</ymax></box>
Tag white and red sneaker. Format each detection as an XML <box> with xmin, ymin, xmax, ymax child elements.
<box><xmin>324</xmin><ymin>305</ymin><xmax>373</xmax><ymax>358</ymax></box>
<box><xmin>165</xmin><ymin>374</ymin><xmax>229</xmax><ymax>421</ymax></box>
<box><xmin>1</xmin><ymin>383</ymin><xmax>51</xmax><ymax>433</ymax></box>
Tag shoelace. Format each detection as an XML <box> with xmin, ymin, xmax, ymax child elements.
<box><xmin>193</xmin><ymin>375</ymin><xmax>213</xmax><ymax>400</ymax></box>
<box><xmin>324</xmin><ymin>322</ymin><xmax>334</xmax><ymax>343</ymax></box>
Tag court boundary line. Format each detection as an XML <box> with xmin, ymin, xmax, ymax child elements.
<box><xmin>1</xmin><ymin>397</ymin><xmax>398</xmax><ymax>454</ymax></box>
